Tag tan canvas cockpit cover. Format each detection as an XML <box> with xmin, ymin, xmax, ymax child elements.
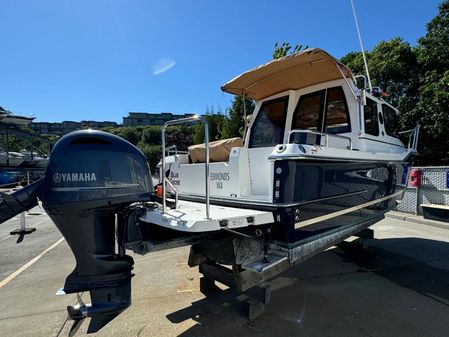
<box><xmin>189</xmin><ymin>137</ymin><xmax>243</xmax><ymax>163</ymax></box>
<box><xmin>221</xmin><ymin>48</ymin><xmax>354</xmax><ymax>101</ymax></box>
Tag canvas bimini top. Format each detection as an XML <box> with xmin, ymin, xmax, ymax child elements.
<box><xmin>221</xmin><ymin>48</ymin><xmax>354</xmax><ymax>101</ymax></box>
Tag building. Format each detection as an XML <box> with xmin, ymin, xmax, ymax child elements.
<box><xmin>123</xmin><ymin>112</ymin><xmax>196</xmax><ymax>126</ymax></box>
<box><xmin>30</xmin><ymin>112</ymin><xmax>195</xmax><ymax>136</ymax></box>
<box><xmin>30</xmin><ymin>120</ymin><xmax>119</xmax><ymax>136</ymax></box>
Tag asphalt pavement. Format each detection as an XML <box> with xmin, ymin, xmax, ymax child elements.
<box><xmin>0</xmin><ymin>208</ymin><xmax>448</xmax><ymax>337</ymax></box>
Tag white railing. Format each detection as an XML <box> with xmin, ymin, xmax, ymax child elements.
<box><xmin>161</xmin><ymin>116</ymin><xmax>210</xmax><ymax>219</ymax></box>
<box><xmin>287</xmin><ymin>129</ymin><xmax>353</xmax><ymax>150</ymax></box>
<box><xmin>165</xmin><ymin>145</ymin><xmax>188</xmax><ymax>156</ymax></box>
<box><xmin>399</xmin><ymin>124</ymin><xmax>420</xmax><ymax>152</ymax></box>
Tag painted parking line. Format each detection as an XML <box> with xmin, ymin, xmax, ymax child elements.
<box><xmin>0</xmin><ymin>236</ymin><xmax>11</xmax><ymax>242</ymax></box>
<box><xmin>0</xmin><ymin>237</ymin><xmax>65</xmax><ymax>289</ymax></box>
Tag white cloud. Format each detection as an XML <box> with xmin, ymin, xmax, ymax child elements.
<box><xmin>152</xmin><ymin>58</ymin><xmax>176</xmax><ymax>75</ymax></box>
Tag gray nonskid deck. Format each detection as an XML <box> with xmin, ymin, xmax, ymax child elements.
<box><xmin>140</xmin><ymin>200</ymin><xmax>274</xmax><ymax>232</ymax></box>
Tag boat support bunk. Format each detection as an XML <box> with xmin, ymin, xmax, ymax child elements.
<box><xmin>194</xmin><ymin>219</ymin><xmax>377</xmax><ymax>320</ymax></box>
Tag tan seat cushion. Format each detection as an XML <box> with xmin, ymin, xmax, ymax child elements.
<box><xmin>188</xmin><ymin>137</ymin><xmax>243</xmax><ymax>163</ymax></box>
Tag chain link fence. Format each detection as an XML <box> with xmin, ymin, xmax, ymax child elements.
<box><xmin>396</xmin><ymin>166</ymin><xmax>449</xmax><ymax>214</ymax></box>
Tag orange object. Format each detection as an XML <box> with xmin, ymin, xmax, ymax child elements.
<box><xmin>156</xmin><ymin>185</ymin><xmax>163</xmax><ymax>198</ymax></box>
<box><xmin>408</xmin><ymin>168</ymin><xmax>422</xmax><ymax>188</ymax></box>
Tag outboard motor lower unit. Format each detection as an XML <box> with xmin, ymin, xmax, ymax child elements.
<box><xmin>0</xmin><ymin>130</ymin><xmax>153</xmax><ymax>332</ymax></box>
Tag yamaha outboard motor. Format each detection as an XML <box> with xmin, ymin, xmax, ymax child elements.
<box><xmin>0</xmin><ymin>130</ymin><xmax>153</xmax><ymax>333</ymax></box>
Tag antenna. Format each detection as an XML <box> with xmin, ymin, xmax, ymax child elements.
<box><xmin>350</xmin><ymin>0</ymin><xmax>372</xmax><ymax>91</ymax></box>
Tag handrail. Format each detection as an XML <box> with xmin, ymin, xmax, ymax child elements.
<box><xmin>399</xmin><ymin>124</ymin><xmax>420</xmax><ymax>151</ymax></box>
<box><xmin>164</xmin><ymin>145</ymin><xmax>188</xmax><ymax>156</ymax></box>
<box><xmin>161</xmin><ymin>115</ymin><xmax>210</xmax><ymax>219</ymax></box>
<box><xmin>287</xmin><ymin>129</ymin><xmax>353</xmax><ymax>150</ymax></box>
<box><xmin>164</xmin><ymin>178</ymin><xmax>179</xmax><ymax>209</ymax></box>
<box><xmin>398</xmin><ymin>128</ymin><xmax>415</xmax><ymax>134</ymax></box>
<box><xmin>165</xmin><ymin>145</ymin><xmax>178</xmax><ymax>156</ymax></box>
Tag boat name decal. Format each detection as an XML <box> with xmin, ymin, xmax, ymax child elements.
<box><xmin>53</xmin><ymin>172</ymin><xmax>97</xmax><ymax>183</ymax></box>
<box><xmin>169</xmin><ymin>172</ymin><xmax>180</xmax><ymax>186</ymax></box>
<box><xmin>210</xmin><ymin>172</ymin><xmax>230</xmax><ymax>181</ymax></box>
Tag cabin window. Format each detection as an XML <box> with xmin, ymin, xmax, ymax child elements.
<box><xmin>364</xmin><ymin>98</ymin><xmax>379</xmax><ymax>136</ymax></box>
<box><xmin>324</xmin><ymin>87</ymin><xmax>351</xmax><ymax>134</ymax></box>
<box><xmin>292</xmin><ymin>87</ymin><xmax>351</xmax><ymax>135</ymax></box>
<box><xmin>249</xmin><ymin>96</ymin><xmax>288</xmax><ymax>148</ymax></box>
<box><xmin>292</xmin><ymin>90</ymin><xmax>324</xmax><ymax>131</ymax></box>
<box><xmin>382</xmin><ymin>104</ymin><xmax>399</xmax><ymax>138</ymax></box>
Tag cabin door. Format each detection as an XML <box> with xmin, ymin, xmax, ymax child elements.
<box><xmin>247</xmin><ymin>96</ymin><xmax>289</xmax><ymax>196</ymax></box>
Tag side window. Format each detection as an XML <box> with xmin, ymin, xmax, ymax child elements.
<box><xmin>364</xmin><ymin>98</ymin><xmax>379</xmax><ymax>136</ymax></box>
<box><xmin>292</xmin><ymin>90</ymin><xmax>324</xmax><ymax>131</ymax></box>
<box><xmin>249</xmin><ymin>96</ymin><xmax>288</xmax><ymax>148</ymax></box>
<box><xmin>324</xmin><ymin>87</ymin><xmax>351</xmax><ymax>134</ymax></box>
<box><xmin>382</xmin><ymin>104</ymin><xmax>399</xmax><ymax>138</ymax></box>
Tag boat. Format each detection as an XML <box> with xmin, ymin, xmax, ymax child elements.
<box><xmin>0</xmin><ymin>149</ymin><xmax>26</xmax><ymax>167</ymax></box>
<box><xmin>0</xmin><ymin>48</ymin><xmax>420</xmax><ymax>333</ymax></box>
<box><xmin>0</xmin><ymin>114</ymin><xmax>34</xmax><ymax>125</ymax></box>
<box><xmin>0</xmin><ymin>106</ymin><xmax>10</xmax><ymax>120</ymax></box>
<box><xmin>20</xmin><ymin>150</ymin><xmax>48</xmax><ymax>168</ymax></box>
<box><xmin>145</xmin><ymin>48</ymin><xmax>419</xmax><ymax>243</ymax></box>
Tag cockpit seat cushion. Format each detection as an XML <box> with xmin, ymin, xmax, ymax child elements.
<box><xmin>188</xmin><ymin>137</ymin><xmax>243</xmax><ymax>163</ymax></box>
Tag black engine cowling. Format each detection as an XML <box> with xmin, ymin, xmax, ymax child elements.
<box><xmin>43</xmin><ymin>130</ymin><xmax>153</xmax><ymax>332</ymax></box>
<box><xmin>0</xmin><ymin>130</ymin><xmax>154</xmax><ymax>333</ymax></box>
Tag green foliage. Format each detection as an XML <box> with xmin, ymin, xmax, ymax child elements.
<box><xmin>0</xmin><ymin>127</ymin><xmax>53</xmax><ymax>155</ymax></box>
<box><xmin>141</xmin><ymin>126</ymin><xmax>161</xmax><ymax>144</ymax></box>
<box><xmin>341</xmin><ymin>38</ymin><xmax>419</xmax><ymax>107</ymax></box>
<box><xmin>405</xmin><ymin>1</ymin><xmax>449</xmax><ymax>164</ymax></box>
<box><xmin>273</xmin><ymin>42</ymin><xmax>308</xmax><ymax>59</ymax></box>
<box><xmin>137</xmin><ymin>142</ymin><xmax>161</xmax><ymax>171</ymax></box>
<box><xmin>416</xmin><ymin>1</ymin><xmax>449</xmax><ymax>73</ymax></box>
<box><xmin>166</xmin><ymin>126</ymin><xmax>194</xmax><ymax>151</ymax></box>
<box><xmin>103</xmin><ymin>125</ymin><xmax>194</xmax><ymax>172</ymax></box>
<box><xmin>113</xmin><ymin>127</ymin><xmax>141</xmax><ymax>145</ymax></box>
<box><xmin>219</xmin><ymin>96</ymin><xmax>255</xmax><ymax>139</ymax></box>
<box><xmin>340</xmin><ymin>0</ymin><xmax>449</xmax><ymax>164</ymax></box>
<box><xmin>408</xmin><ymin>70</ymin><xmax>449</xmax><ymax>164</ymax></box>
<box><xmin>192</xmin><ymin>107</ymin><xmax>227</xmax><ymax>144</ymax></box>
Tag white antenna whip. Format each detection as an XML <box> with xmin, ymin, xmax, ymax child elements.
<box><xmin>350</xmin><ymin>0</ymin><xmax>372</xmax><ymax>91</ymax></box>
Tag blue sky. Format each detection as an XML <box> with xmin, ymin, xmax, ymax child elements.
<box><xmin>0</xmin><ymin>0</ymin><xmax>442</xmax><ymax>123</ymax></box>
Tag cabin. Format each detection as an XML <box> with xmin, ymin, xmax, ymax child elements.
<box><xmin>159</xmin><ymin>48</ymin><xmax>418</xmax><ymax>205</ymax></box>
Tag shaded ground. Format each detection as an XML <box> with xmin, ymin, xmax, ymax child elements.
<box><xmin>0</xmin><ymin>210</ymin><xmax>448</xmax><ymax>337</ymax></box>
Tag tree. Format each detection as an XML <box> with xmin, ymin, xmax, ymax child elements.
<box><xmin>273</xmin><ymin>42</ymin><xmax>308</xmax><ymax>59</ymax></box>
<box><xmin>192</xmin><ymin>107</ymin><xmax>227</xmax><ymax>144</ymax></box>
<box><xmin>219</xmin><ymin>96</ymin><xmax>255</xmax><ymax>139</ymax></box>
<box><xmin>409</xmin><ymin>70</ymin><xmax>449</xmax><ymax>164</ymax></box>
<box><xmin>416</xmin><ymin>1</ymin><xmax>449</xmax><ymax>74</ymax></box>
<box><xmin>141</xmin><ymin>126</ymin><xmax>161</xmax><ymax>145</ymax></box>
<box><xmin>341</xmin><ymin>38</ymin><xmax>419</xmax><ymax>108</ymax></box>
<box><xmin>340</xmin><ymin>0</ymin><xmax>449</xmax><ymax>165</ymax></box>
<box><xmin>115</xmin><ymin>127</ymin><xmax>141</xmax><ymax>145</ymax></box>
<box><xmin>410</xmin><ymin>1</ymin><xmax>449</xmax><ymax>164</ymax></box>
<box><xmin>137</xmin><ymin>142</ymin><xmax>161</xmax><ymax>171</ymax></box>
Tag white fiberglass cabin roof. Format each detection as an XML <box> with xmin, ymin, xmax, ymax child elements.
<box><xmin>221</xmin><ymin>48</ymin><xmax>354</xmax><ymax>101</ymax></box>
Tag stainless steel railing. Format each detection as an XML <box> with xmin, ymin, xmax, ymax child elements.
<box><xmin>287</xmin><ymin>129</ymin><xmax>353</xmax><ymax>150</ymax></box>
<box><xmin>161</xmin><ymin>115</ymin><xmax>210</xmax><ymax>219</ymax></box>
<box><xmin>165</xmin><ymin>145</ymin><xmax>188</xmax><ymax>156</ymax></box>
<box><xmin>399</xmin><ymin>124</ymin><xmax>420</xmax><ymax>152</ymax></box>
